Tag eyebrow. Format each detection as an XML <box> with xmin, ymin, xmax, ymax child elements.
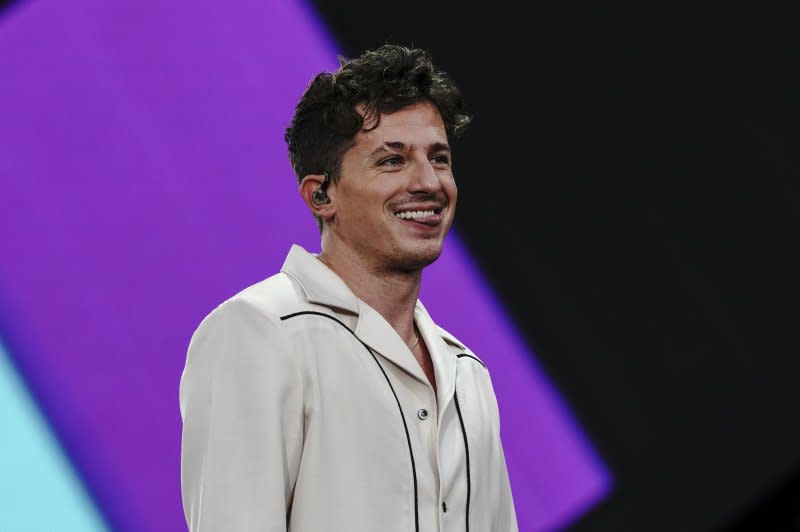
<box><xmin>368</xmin><ymin>141</ymin><xmax>451</xmax><ymax>158</ymax></box>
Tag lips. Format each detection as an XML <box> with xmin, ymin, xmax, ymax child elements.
<box><xmin>394</xmin><ymin>209</ymin><xmax>443</xmax><ymax>228</ymax></box>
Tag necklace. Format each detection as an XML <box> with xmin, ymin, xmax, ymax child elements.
<box><xmin>408</xmin><ymin>330</ymin><xmax>419</xmax><ymax>350</ymax></box>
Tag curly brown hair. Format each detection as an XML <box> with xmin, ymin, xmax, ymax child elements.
<box><xmin>285</xmin><ymin>44</ymin><xmax>472</xmax><ymax>229</ymax></box>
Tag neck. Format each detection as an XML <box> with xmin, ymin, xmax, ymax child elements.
<box><xmin>317</xmin><ymin>241</ymin><xmax>420</xmax><ymax>344</ymax></box>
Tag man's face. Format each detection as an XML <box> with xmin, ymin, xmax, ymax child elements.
<box><xmin>328</xmin><ymin>100</ymin><xmax>457</xmax><ymax>273</ymax></box>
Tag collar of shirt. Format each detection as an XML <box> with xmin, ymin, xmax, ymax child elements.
<box><xmin>280</xmin><ymin>243</ymin><xmax>465</xmax><ymax>412</ymax></box>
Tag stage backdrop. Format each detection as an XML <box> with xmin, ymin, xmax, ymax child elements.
<box><xmin>0</xmin><ymin>0</ymin><xmax>610</xmax><ymax>530</ymax></box>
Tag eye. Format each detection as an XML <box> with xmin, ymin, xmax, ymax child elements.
<box><xmin>431</xmin><ymin>154</ymin><xmax>451</xmax><ymax>165</ymax></box>
<box><xmin>378</xmin><ymin>155</ymin><xmax>404</xmax><ymax>167</ymax></box>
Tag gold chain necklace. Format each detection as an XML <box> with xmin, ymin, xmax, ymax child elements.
<box><xmin>408</xmin><ymin>330</ymin><xmax>419</xmax><ymax>350</ymax></box>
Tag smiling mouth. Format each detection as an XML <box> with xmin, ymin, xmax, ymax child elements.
<box><xmin>393</xmin><ymin>208</ymin><xmax>443</xmax><ymax>228</ymax></box>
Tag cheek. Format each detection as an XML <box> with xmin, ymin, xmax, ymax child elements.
<box><xmin>444</xmin><ymin>177</ymin><xmax>458</xmax><ymax>204</ymax></box>
<box><xmin>339</xmin><ymin>186</ymin><xmax>391</xmax><ymax>226</ymax></box>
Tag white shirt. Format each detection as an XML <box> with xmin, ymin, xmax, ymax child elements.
<box><xmin>179</xmin><ymin>244</ymin><xmax>518</xmax><ymax>531</ymax></box>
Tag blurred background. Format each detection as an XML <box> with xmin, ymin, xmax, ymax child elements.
<box><xmin>1</xmin><ymin>0</ymin><xmax>798</xmax><ymax>530</ymax></box>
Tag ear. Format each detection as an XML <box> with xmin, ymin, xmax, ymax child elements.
<box><xmin>300</xmin><ymin>173</ymin><xmax>336</xmax><ymax>221</ymax></box>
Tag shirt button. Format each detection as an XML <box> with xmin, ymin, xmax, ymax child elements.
<box><xmin>417</xmin><ymin>408</ymin><xmax>429</xmax><ymax>420</ymax></box>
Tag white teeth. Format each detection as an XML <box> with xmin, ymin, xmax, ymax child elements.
<box><xmin>395</xmin><ymin>210</ymin><xmax>435</xmax><ymax>220</ymax></box>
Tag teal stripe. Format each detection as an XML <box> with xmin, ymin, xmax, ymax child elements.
<box><xmin>0</xmin><ymin>342</ymin><xmax>109</xmax><ymax>532</ymax></box>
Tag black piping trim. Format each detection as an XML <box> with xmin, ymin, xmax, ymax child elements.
<box><xmin>454</xmin><ymin>390</ymin><xmax>471</xmax><ymax>532</ymax></box>
<box><xmin>457</xmin><ymin>353</ymin><xmax>486</xmax><ymax>368</ymax></box>
<box><xmin>280</xmin><ymin>311</ymin><xmax>419</xmax><ymax>532</ymax></box>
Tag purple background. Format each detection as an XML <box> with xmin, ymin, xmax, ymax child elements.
<box><xmin>0</xmin><ymin>0</ymin><xmax>610</xmax><ymax>530</ymax></box>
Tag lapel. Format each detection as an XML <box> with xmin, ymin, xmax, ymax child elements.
<box><xmin>414</xmin><ymin>300</ymin><xmax>461</xmax><ymax>417</ymax></box>
<box><xmin>280</xmin><ymin>244</ymin><xmax>430</xmax><ymax>385</ymax></box>
<box><xmin>355</xmin><ymin>304</ymin><xmax>428</xmax><ymax>385</ymax></box>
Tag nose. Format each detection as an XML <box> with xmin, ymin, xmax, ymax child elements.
<box><xmin>409</xmin><ymin>158</ymin><xmax>443</xmax><ymax>194</ymax></box>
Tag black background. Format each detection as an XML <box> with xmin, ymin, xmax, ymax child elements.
<box><xmin>308</xmin><ymin>2</ymin><xmax>800</xmax><ymax>531</ymax></box>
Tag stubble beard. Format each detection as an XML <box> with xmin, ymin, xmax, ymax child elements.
<box><xmin>348</xmin><ymin>232</ymin><xmax>443</xmax><ymax>275</ymax></box>
<box><xmin>382</xmin><ymin>239</ymin><xmax>443</xmax><ymax>274</ymax></box>
<box><xmin>345</xmin><ymin>214</ymin><xmax>449</xmax><ymax>275</ymax></box>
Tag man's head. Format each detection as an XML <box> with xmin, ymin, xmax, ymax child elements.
<box><xmin>285</xmin><ymin>44</ymin><xmax>472</xmax><ymax>272</ymax></box>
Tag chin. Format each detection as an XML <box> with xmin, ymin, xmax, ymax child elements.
<box><xmin>387</xmin><ymin>243</ymin><xmax>443</xmax><ymax>273</ymax></box>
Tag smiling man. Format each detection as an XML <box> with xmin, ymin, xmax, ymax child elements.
<box><xmin>179</xmin><ymin>44</ymin><xmax>518</xmax><ymax>532</ymax></box>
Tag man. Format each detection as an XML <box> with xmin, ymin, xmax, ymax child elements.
<box><xmin>179</xmin><ymin>44</ymin><xmax>518</xmax><ymax>532</ymax></box>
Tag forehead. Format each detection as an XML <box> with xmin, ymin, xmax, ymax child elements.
<box><xmin>354</xmin><ymin>101</ymin><xmax>448</xmax><ymax>151</ymax></box>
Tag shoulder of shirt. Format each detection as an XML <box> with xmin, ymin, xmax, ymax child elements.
<box><xmin>191</xmin><ymin>271</ymin><xmax>305</xmax><ymax>335</ymax></box>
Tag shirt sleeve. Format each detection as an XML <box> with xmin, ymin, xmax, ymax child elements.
<box><xmin>496</xmin><ymin>437</ymin><xmax>519</xmax><ymax>532</ymax></box>
<box><xmin>179</xmin><ymin>298</ymin><xmax>304</xmax><ymax>532</ymax></box>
